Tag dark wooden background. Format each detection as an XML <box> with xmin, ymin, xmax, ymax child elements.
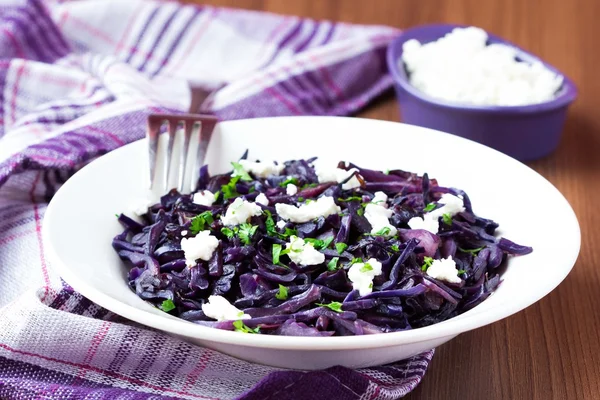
<box><xmin>184</xmin><ymin>1</ymin><xmax>599</xmax><ymax>398</ymax></box>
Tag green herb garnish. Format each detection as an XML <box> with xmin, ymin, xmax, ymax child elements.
<box><xmin>213</xmin><ymin>191</ymin><xmax>221</xmax><ymax>202</ymax></box>
<box><xmin>160</xmin><ymin>299</ymin><xmax>176</xmax><ymax>312</ymax></box>
<box><xmin>372</xmin><ymin>227</ymin><xmax>391</xmax><ymax>236</ymax></box>
<box><xmin>457</xmin><ymin>269</ymin><xmax>466</xmax><ymax>275</ymax></box>
<box><xmin>317</xmin><ymin>301</ymin><xmax>343</xmax><ymax>313</ymax></box>
<box><xmin>275</xmin><ymin>284</ymin><xmax>288</xmax><ymax>300</ymax></box>
<box><xmin>221</xmin><ymin>176</ymin><xmax>240</xmax><ymax>200</ymax></box>
<box><xmin>304</xmin><ymin>236</ymin><xmax>333</xmax><ymax>250</ymax></box>
<box><xmin>264</xmin><ymin>210</ymin><xmax>277</xmax><ymax>236</ymax></box>
<box><xmin>190</xmin><ymin>211</ymin><xmax>214</xmax><ymax>234</ymax></box>
<box><xmin>458</xmin><ymin>246</ymin><xmax>486</xmax><ymax>255</ymax></box>
<box><xmin>297</xmin><ymin>197</ymin><xmax>305</xmax><ymax>202</ymax></box>
<box><xmin>335</xmin><ymin>242</ymin><xmax>348</xmax><ymax>254</ymax></box>
<box><xmin>301</xmin><ymin>183</ymin><xmax>318</xmax><ymax>189</ymax></box>
<box><xmin>424</xmin><ymin>203</ymin><xmax>436</xmax><ymax>212</ymax></box>
<box><xmin>115</xmin><ymin>213</ymin><xmax>120</xmax><ymax>219</ymax></box>
<box><xmin>442</xmin><ymin>213</ymin><xmax>453</xmax><ymax>225</ymax></box>
<box><xmin>221</xmin><ymin>227</ymin><xmax>235</xmax><ymax>239</ymax></box>
<box><xmin>233</xmin><ymin>320</ymin><xmax>259</xmax><ymax>334</ymax></box>
<box><xmin>337</xmin><ymin>196</ymin><xmax>363</xmax><ymax>202</ymax></box>
<box><xmin>279</xmin><ymin>177</ymin><xmax>299</xmax><ymax>187</ymax></box>
<box><xmin>421</xmin><ymin>256</ymin><xmax>434</xmax><ymax>271</ymax></box>
<box><xmin>238</xmin><ymin>223</ymin><xmax>258</xmax><ymax>245</ymax></box>
<box><xmin>327</xmin><ymin>257</ymin><xmax>340</xmax><ymax>271</ymax></box>
<box><xmin>357</xmin><ymin>208</ymin><xmax>364</xmax><ymax>217</ymax></box>
<box><xmin>359</xmin><ymin>263</ymin><xmax>373</xmax><ymax>273</ymax></box>
<box><xmin>351</xmin><ymin>257</ymin><xmax>363</xmax><ymax>265</ymax></box>
<box><xmin>391</xmin><ymin>244</ymin><xmax>400</xmax><ymax>252</ymax></box>
<box><xmin>272</xmin><ymin>244</ymin><xmax>290</xmax><ymax>265</ymax></box>
<box><xmin>231</xmin><ymin>162</ymin><xmax>252</xmax><ymax>181</ymax></box>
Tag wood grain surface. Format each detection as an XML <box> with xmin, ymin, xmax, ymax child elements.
<box><xmin>184</xmin><ymin>1</ymin><xmax>600</xmax><ymax>398</ymax></box>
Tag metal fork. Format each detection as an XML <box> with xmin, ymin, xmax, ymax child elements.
<box><xmin>146</xmin><ymin>113</ymin><xmax>218</xmax><ymax>194</ymax></box>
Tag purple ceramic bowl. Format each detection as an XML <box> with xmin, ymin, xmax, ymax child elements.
<box><xmin>386</xmin><ymin>24</ymin><xmax>578</xmax><ymax>161</ymax></box>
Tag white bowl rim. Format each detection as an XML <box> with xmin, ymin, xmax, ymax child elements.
<box><xmin>44</xmin><ymin>116</ymin><xmax>581</xmax><ymax>351</ymax></box>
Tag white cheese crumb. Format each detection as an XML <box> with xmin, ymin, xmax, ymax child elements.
<box><xmin>238</xmin><ymin>159</ymin><xmax>284</xmax><ymax>178</ymax></box>
<box><xmin>314</xmin><ymin>164</ymin><xmax>361</xmax><ymax>190</ymax></box>
<box><xmin>426</xmin><ymin>257</ymin><xmax>462</xmax><ymax>284</ymax></box>
<box><xmin>202</xmin><ymin>295</ymin><xmax>250</xmax><ymax>321</ymax></box>
<box><xmin>347</xmin><ymin>258</ymin><xmax>383</xmax><ymax>296</ymax></box>
<box><xmin>180</xmin><ymin>231</ymin><xmax>219</xmax><ymax>267</ymax></box>
<box><xmin>181</xmin><ymin>230</ymin><xmax>188</xmax><ymax>236</ymax></box>
<box><xmin>130</xmin><ymin>198</ymin><xmax>153</xmax><ymax>216</ymax></box>
<box><xmin>275</xmin><ymin>196</ymin><xmax>341</xmax><ymax>223</ymax></box>
<box><xmin>276</xmin><ymin>220</ymin><xmax>287</xmax><ymax>229</ymax></box>
<box><xmin>401</xmin><ymin>26</ymin><xmax>563</xmax><ymax>106</ymax></box>
<box><xmin>407</xmin><ymin>216</ymin><xmax>439</xmax><ymax>234</ymax></box>
<box><xmin>364</xmin><ymin>191</ymin><xmax>397</xmax><ymax>237</ymax></box>
<box><xmin>192</xmin><ymin>190</ymin><xmax>216</xmax><ymax>207</ymax></box>
<box><xmin>255</xmin><ymin>193</ymin><xmax>269</xmax><ymax>206</ymax></box>
<box><xmin>285</xmin><ymin>236</ymin><xmax>325</xmax><ymax>266</ymax></box>
<box><xmin>429</xmin><ymin>193</ymin><xmax>465</xmax><ymax>218</ymax></box>
<box><xmin>220</xmin><ymin>197</ymin><xmax>262</xmax><ymax>226</ymax></box>
<box><xmin>286</xmin><ymin>183</ymin><xmax>298</xmax><ymax>195</ymax></box>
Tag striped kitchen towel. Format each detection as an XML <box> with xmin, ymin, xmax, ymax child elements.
<box><xmin>0</xmin><ymin>0</ymin><xmax>435</xmax><ymax>399</ymax></box>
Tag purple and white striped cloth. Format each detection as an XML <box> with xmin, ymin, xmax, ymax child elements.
<box><xmin>0</xmin><ymin>0</ymin><xmax>435</xmax><ymax>398</ymax></box>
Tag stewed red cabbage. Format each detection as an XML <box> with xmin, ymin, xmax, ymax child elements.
<box><xmin>113</xmin><ymin>154</ymin><xmax>532</xmax><ymax>336</ymax></box>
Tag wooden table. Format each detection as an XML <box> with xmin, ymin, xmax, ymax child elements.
<box><xmin>186</xmin><ymin>1</ymin><xmax>599</xmax><ymax>398</ymax></box>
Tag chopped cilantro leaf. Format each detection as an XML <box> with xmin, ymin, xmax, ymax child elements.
<box><xmin>275</xmin><ymin>284</ymin><xmax>288</xmax><ymax>300</ymax></box>
<box><xmin>281</xmin><ymin>227</ymin><xmax>297</xmax><ymax>239</ymax></box>
<box><xmin>115</xmin><ymin>213</ymin><xmax>120</xmax><ymax>218</ymax></box>
<box><xmin>369</xmin><ymin>282</ymin><xmax>373</xmax><ymax>289</ymax></box>
<box><xmin>190</xmin><ymin>211</ymin><xmax>214</xmax><ymax>234</ymax></box>
<box><xmin>264</xmin><ymin>210</ymin><xmax>277</xmax><ymax>236</ymax></box>
<box><xmin>442</xmin><ymin>213</ymin><xmax>453</xmax><ymax>225</ymax></box>
<box><xmin>457</xmin><ymin>269</ymin><xmax>466</xmax><ymax>275</ymax></box>
<box><xmin>297</xmin><ymin>197</ymin><xmax>304</xmax><ymax>202</ymax></box>
<box><xmin>305</xmin><ymin>236</ymin><xmax>334</xmax><ymax>250</ymax></box>
<box><xmin>221</xmin><ymin>227</ymin><xmax>235</xmax><ymax>239</ymax></box>
<box><xmin>221</xmin><ymin>176</ymin><xmax>240</xmax><ymax>200</ymax></box>
<box><xmin>391</xmin><ymin>244</ymin><xmax>400</xmax><ymax>252</ymax></box>
<box><xmin>301</xmin><ymin>183</ymin><xmax>318</xmax><ymax>189</ymax></box>
<box><xmin>316</xmin><ymin>301</ymin><xmax>343</xmax><ymax>313</ymax></box>
<box><xmin>272</xmin><ymin>244</ymin><xmax>290</xmax><ymax>265</ymax></box>
<box><xmin>327</xmin><ymin>257</ymin><xmax>340</xmax><ymax>271</ymax></box>
<box><xmin>213</xmin><ymin>191</ymin><xmax>221</xmax><ymax>202</ymax></box>
<box><xmin>231</xmin><ymin>162</ymin><xmax>252</xmax><ymax>181</ymax></box>
<box><xmin>233</xmin><ymin>320</ymin><xmax>259</xmax><ymax>334</ymax></box>
<box><xmin>357</xmin><ymin>208</ymin><xmax>364</xmax><ymax>217</ymax></box>
<box><xmin>238</xmin><ymin>223</ymin><xmax>258</xmax><ymax>245</ymax></box>
<box><xmin>337</xmin><ymin>196</ymin><xmax>362</xmax><ymax>202</ymax></box>
<box><xmin>421</xmin><ymin>256</ymin><xmax>434</xmax><ymax>271</ymax></box>
<box><xmin>279</xmin><ymin>177</ymin><xmax>299</xmax><ymax>187</ymax></box>
<box><xmin>351</xmin><ymin>257</ymin><xmax>363</xmax><ymax>265</ymax></box>
<box><xmin>424</xmin><ymin>203</ymin><xmax>436</xmax><ymax>212</ymax></box>
<box><xmin>335</xmin><ymin>242</ymin><xmax>348</xmax><ymax>254</ymax></box>
<box><xmin>360</xmin><ymin>263</ymin><xmax>373</xmax><ymax>273</ymax></box>
<box><xmin>372</xmin><ymin>227</ymin><xmax>391</xmax><ymax>236</ymax></box>
<box><xmin>458</xmin><ymin>246</ymin><xmax>486</xmax><ymax>255</ymax></box>
<box><xmin>160</xmin><ymin>299</ymin><xmax>176</xmax><ymax>312</ymax></box>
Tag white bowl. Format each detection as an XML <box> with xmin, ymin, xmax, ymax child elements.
<box><xmin>43</xmin><ymin>116</ymin><xmax>580</xmax><ymax>370</ymax></box>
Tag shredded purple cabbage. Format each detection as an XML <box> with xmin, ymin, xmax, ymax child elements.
<box><xmin>113</xmin><ymin>155</ymin><xmax>532</xmax><ymax>336</ymax></box>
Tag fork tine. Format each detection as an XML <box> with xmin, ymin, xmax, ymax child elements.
<box><xmin>178</xmin><ymin>120</ymin><xmax>193</xmax><ymax>193</ymax></box>
<box><xmin>147</xmin><ymin>115</ymin><xmax>162</xmax><ymax>190</ymax></box>
<box><xmin>194</xmin><ymin>117</ymin><xmax>217</xmax><ymax>191</ymax></box>
<box><xmin>163</xmin><ymin>120</ymin><xmax>177</xmax><ymax>192</ymax></box>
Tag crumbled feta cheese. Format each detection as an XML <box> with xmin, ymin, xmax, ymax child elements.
<box><xmin>347</xmin><ymin>258</ymin><xmax>383</xmax><ymax>296</ymax></box>
<box><xmin>364</xmin><ymin>191</ymin><xmax>397</xmax><ymax>237</ymax></box>
<box><xmin>429</xmin><ymin>193</ymin><xmax>465</xmax><ymax>219</ymax></box>
<box><xmin>275</xmin><ymin>196</ymin><xmax>341</xmax><ymax>223</ymax></box>
<box><xmin>180</xmin><ymin>230</ymin><xmax>219</xmax><ymax>267</ymax></box>
<box><xmin>192</xmin><ymin>190</ymin><xmax>216</xmax><ymax>207</ymax></box>
<box><xmin>426</xmin><ymin>257</ymin><xmax>462</xmax><ymax>284</ymax></box>
<box><xmin>276</xmin><ymin>220</ymin><xmax>287</xmax><ymax>229</ymax></box>
<box><xmin>286</xmin><ymin>183</ymin><xmax>298</xmax><ymax>195</ymax></box>
<box><xmin>255</xmin><ymin>193</ymin><xmax>269</xmax><ymax>206</ymax></box>
<box><xmin>314</xmin><ymin>164</ymin><xmax>361</xmax><ymax>190</ymax></box>
<box><xmin>181</xmin><ymin>230</ymin><xmax>188</xmax><ymax>236</ymax></box>
<box><xmin>201</xmin><ymin>295</ymin><xmax>250</xmax><ymax>321</ymax></box>
<box><xmin>130</xmin><ymin>198</ymin><xmax>153</xmax><ymax>216</ymax></box>
<box><xmin>408</xmin><ymin>216</ymin><xmax>439</xmax><ymax>234</ymax></box>
<box><xmin>401</xmin><ymin>27</ymin><xmax>564</xmax><ymax>106</ymax></box>
<box><xmin>285</xmin><ymin>236</ymin><xmax>325</xmax><ymax>266</ymax></box>
<box><xmin>220</xmin><ymin>197</ymin><xmax>262</xmax><ymax>226</ymax></box>
<box><xmin>238</xmin><ymin>159</ymin><xmax>284</xmax><ymax>178</ymax></box>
